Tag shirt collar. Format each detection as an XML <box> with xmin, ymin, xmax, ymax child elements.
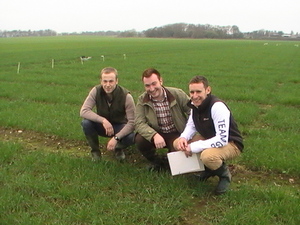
<box><xmin>150</xmin><ymin>88</ymin><xmax>167</xmax><ymax>102</ymax></box>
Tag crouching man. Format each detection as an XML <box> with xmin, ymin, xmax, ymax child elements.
<box><xmin>173</xmin><ymin>76</ymin><xmax>243</xmax><ymax>195</ymax></box>
<box><xmin>80</xmin><ymin>67</ymin><xmax>135</xmax><ymax>161</ymax></box>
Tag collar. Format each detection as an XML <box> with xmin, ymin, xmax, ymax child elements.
<box><xmin>150</xmin><ymin>88</ymin><xmax>167</xmax><ymax>102</ymax></box>
<box><xmin>188</xmin><ymin>94</ymin><xmax>212</xmax><ymax>111</ymax></box>
<box><xmin>142</xmin><ymin>86</ymin><xmax>175</xmax><ymax>104</ymax></box>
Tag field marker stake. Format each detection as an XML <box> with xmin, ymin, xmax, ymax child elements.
<box><xmin>52</xmin><ymin>59</ymin><xmax>55</xmax><ymax>68</ymax></box>
<box><xmin>101</xmin><ymin>55</ymin><xmax>105</xmax><ymax>62</ymax></box>
<box><xmin>123</xmin><ymin>54</ymin><xmax>126</xmax><ymax>60</ymax></box>
<box><xmin>17</xmin><ymin>62</ymin><xmax>21</xmax><ymax>74</ymax></box>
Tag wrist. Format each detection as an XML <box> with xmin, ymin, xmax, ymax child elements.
<box><xmin>114</xmin><ymin>136</ymin><xmax>120</xmax><ymax>141</ymax></box>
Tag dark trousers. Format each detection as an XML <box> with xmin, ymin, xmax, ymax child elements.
<box><xmin>135</xmin><ymin>132</ymin><xmax>180</xmax><ymax>164</ymax></box>
<box><xmin>81</xmin><ymin>119</ymin><xmax>135</xmax><ymax>151</ymax></box>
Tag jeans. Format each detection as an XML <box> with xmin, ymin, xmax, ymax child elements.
<box><xmin>81</xmin><ymin>119</ymin><xmax>135</xmax><ymax>149</ymax></box>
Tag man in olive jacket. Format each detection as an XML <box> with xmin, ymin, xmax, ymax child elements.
<box><xmin>134</xmin><ymin>68</ymin><xmax>190</xmax><ymax>171</ymax></box>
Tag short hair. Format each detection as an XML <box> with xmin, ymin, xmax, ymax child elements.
<box><xmin>189</xmin><ymin>75</ymin><xmax>209</xmax><ymax>88</ymax></box>
<box><xmin>142</xmin><ymin>68</ymin><xmax>161</xmax><ymax>81</ymax></box>
<box><xmin>100</xmin><ymin>67</ymin><xmax>118</xmax><ymax>79</ymax></box>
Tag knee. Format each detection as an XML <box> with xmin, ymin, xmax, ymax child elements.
<box><xmin>135</xmin><ymin>133</ymin><xmax>153</xmax><ymax>152</ymax></box>
<box><xmin>135</xmin><ymin>133</ymin><xmax>145</xmax><ymax>145</ymax></box>
<box><xmin>173</xmin><ymin>138</ymin><xmax>180</xmax><ymax>151</ymax></box>
<box><xmin>81</xmin><ymin>119</ymin><xmax>93</xmax><ymax>129</ymax></box>
<box><xmin>81</xmin><ymin>119</ymin><xmax>99</xmax><ymax>136</ymax></box>
<box><xmin>122</xmin><ymin>132</ymin><xmax>135</xmax><ymax>146</ymax></box>
<box><xmin>200</xmin><ymin>150</ymin><xmax>222</xmax><ymax>170</ymax></box>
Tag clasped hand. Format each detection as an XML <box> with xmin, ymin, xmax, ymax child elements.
<box><xmin>102</xmin><ymin>119</ymin><xmax>114</xmax><ymax>136</ymax></box>
<box><xmin>176</xmin><ymin>137</ymin><xmax>192</xmax><ymax>157</ymax></box>
<box><xmin>153</xmin><ymin>133</ymin><xmax>166</xmax><ymax>149</ymax></box>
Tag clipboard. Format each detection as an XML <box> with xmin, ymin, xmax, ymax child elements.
<box><xmin>167</xmin><ymin>151</ymin><xmax>205</xmax><ymax>176</ymax></box>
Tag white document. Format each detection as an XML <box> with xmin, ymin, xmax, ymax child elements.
<box><xmin>167</xmin><ymin>151</ymin><xmax>205</xmax><ymax>176</ymax></box>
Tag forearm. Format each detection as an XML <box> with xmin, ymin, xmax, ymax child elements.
<box><xmin>80</xmin><ymin>109</ymin><xmax>105</xmax><ymax>123</ymax></box>
<box><xmin>115</xmin><ymin>94</ymin><xmax>135</xmax><ymax>138</ymax></box>
<box><xmin>180</xmin><ymin>114</ymin><xmax>196</xmax><ymax>140</ymax></box>
<box><xmin>80</xmin><ymin>87</ymin><xmax>105</xmax><ymax>123</ymax></box>
<box><xmin>190</xmin><ymin>136</ymin><xmax>228</xmax><ymax>153</ymax></box>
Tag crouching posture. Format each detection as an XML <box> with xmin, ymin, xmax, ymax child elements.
<box><xmin>80</xmin><ymin>67</ymin><xmax>135</xmax><ymax>161</ymax></box>
<box><xmin>173</xmin><ymin>76</ymin><xmax>243</xmax><ymax>195</ymax></box>
<box><xmin>134</xmin><ymin>68</ymin><xmax>190</xmax><ymax>171</ymax></box>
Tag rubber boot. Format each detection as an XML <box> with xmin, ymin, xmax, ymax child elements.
<box><xmin>147</xmin><ymin>156</ymin><xmax>167</xmax><ymax>172</ymax></box>
<box><xmin>85</xmin><ymin>135</ymin><xmax>101</xmax><ymax>161</ymax></box>
<box><xmin>197</xmin><ymin>166</ymin><xmax>214</xmax><ymax>182</ymax></box>
<box><xmin>213</xmin><ymin>163</ymin><xmax>232</xmax><ymax>195</ymax></box>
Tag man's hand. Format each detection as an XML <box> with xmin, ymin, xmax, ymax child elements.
<box><xmin>183</xmin><ymin>145</ymin><xmax>192</xmax><ymax>157</ymax></box>
<box><xmin>102</xmin><ymin>119</ymin><xmax>114</xmax><ymax>136</ymax></box>
<box><xmin>106</xmin><ymin>138</ymin><xmax>117</xmax><ymax>151</ymax></box>
<box><xmin>153</xmin><ymin>133</ymin><xmax>166</xmax><ymax>149</ymax></box>
<box><xmin>174</xmin><ymin>137</ymin><xmax>188</xmax><ymax>151</ymax></box>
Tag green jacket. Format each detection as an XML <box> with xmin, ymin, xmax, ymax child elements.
<box><xmin>134</xmin><ymin>86</ymin><xmax>190</xmax><ymax>142</ymax></box>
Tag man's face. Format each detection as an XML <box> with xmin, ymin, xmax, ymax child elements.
<box><xmin>189</xmin><ymin>82</ymin><xmax>211</xmax><ymax>107</ymax></box>
<box><xmin>101</xmin><ymin>73</ymin><xmax>118</xmax><ymax>94</ymax></box>
<box><xmin>143</xmin><ymin>73</ymin><xmax>163</xmax><ymax>100</ymax></box>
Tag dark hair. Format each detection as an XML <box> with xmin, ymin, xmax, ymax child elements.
<box><xmin>189</xmin><ymin>75</ymin><xmax>209</xmax><ymax>88</ymax></box>
<box><xmin>142</xmin><ymin>68</ymin><xmax>161</xmax><ymax>80</ymax></box>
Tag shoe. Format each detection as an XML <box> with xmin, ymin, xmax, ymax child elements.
<box><xmin>91</xmin><ymin>151</ymin><xmax>101</xmax><ymax>162</ymax></box>
<box><xmin>115</xmin><ymin>149</ymin><xmax>125</xmax><ymax>161</ymax></box>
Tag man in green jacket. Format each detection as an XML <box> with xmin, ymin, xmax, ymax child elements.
<box><xmin>134</xmin><ymin>68</ymin><xmax>190</xmax><ymax>171</ymax></box>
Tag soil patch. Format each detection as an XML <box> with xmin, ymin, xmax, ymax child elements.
<box><xmin>1</xmin><ymin>126</ymin><xmax>298</xmax><ymax>186</ymax></box>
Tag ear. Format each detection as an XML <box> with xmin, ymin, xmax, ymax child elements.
<box><xmin>160</xmin><ymin>78</ymin><xmax>163</xmax><ymax>85</ymax></box>
<box><xmin>206</xmin><ymin>86</ymin><xmax>211</xmax><ymax>94</ymax></box>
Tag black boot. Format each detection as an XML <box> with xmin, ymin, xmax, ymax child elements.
<box><xmin>213</xmin><ymin>163</ymin><xmax>232</xmax><ymax>195</ymax></box>
<box><xmin>197</xmin><ymin>166</ymin><xmax>214</xmax><ymax>182</ymax></box>
<box><xmin>147</xmin><ymin>155</ymin><xmax>169</xmax><ymax>172</ymax></box>
<box><xmin>85</xmin><ymin>135</ymin><xmax>101</xmax><ymax>161</ymax></box>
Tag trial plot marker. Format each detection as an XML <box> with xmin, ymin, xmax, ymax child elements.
<box><xmin>17</xmin><ymin>62</ymin><xmax>21</xmax><ymax>74</ymax></box>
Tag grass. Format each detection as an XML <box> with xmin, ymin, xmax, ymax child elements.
<box><xmin>0</xmin><ymin>141</ymin><xmax>196</xmax><ymax>224</ymax></box>
<box><xmin>0</xmin><ymin>36</ymin><xmax>300</xmax><ymax>224</ymax></box>
<box><xmin>1</xmin><ymin>140</ymin><xmax>299</xmax><ymax>224</ymax></box>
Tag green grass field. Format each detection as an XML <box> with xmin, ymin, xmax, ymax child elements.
<box><xmin>0</xmin><ymin>36</ymin><xmax>299</xmax><ymax>224</ymax></box>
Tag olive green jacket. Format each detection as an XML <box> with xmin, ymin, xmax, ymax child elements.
<box><xmin>134</xmin><ymin>86</ymin><xmax>190</xmax><ymax>142</ymax></box>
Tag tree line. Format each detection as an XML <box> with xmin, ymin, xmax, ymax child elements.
<box><xmin>141</xmin><ymin>23</ymin><xmax>243</xmax><ymax>39</ymax></box>
<box><xmin>1</xmin><ymin>23</ymin><xmax>299</xmax><ymax>39</ymax></box>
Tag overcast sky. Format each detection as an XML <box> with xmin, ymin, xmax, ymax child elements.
<box><xmin>1</xmin><ymin>0</ymin><xmax>299</xmax><ymax>34</ymax></box>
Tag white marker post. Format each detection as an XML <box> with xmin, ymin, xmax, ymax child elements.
<box><xmin>101</xmin><ymin>55</ymin><xmax>105</xmax><ymax>62</ymax></box>
<box><xmin>52</xmin><ymin>59</ymin><xmax>55</xmax><ymax>68</ymax></box>
<box><xmin>123</xmin><ymin>54</ymin><xmax>126</xmax><ymax>60</ymax></box>
<box><xmin>17</xmin><ymin>62</ymin><xmax>21</xmax><ymax>74</ymax></box>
